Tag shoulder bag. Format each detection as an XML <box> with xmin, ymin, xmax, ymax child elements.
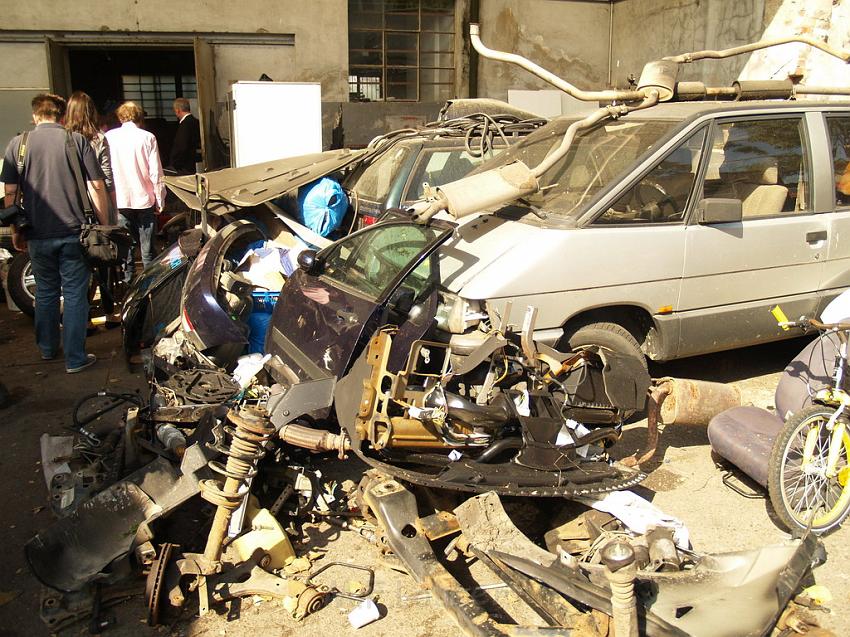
<box><xmin>65</xmin><ymin>132</ymin><xmax>133</xmax><ymax>267</ymax></box>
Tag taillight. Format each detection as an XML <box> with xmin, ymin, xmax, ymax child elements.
<box><xmin>362</xmin><ymin>214</ymin><xmax>378</xmax><ymax>226</ymax></box>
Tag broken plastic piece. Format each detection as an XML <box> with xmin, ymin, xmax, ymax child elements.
<box><xmin>348</xmin><ymin>598</ymin><xmax>381</xmax><ymax>629</ymax></box>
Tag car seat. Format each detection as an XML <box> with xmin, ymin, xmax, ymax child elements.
<box><xmin>718</xmin><ymin>158</ymin><xmax>789</xmax><ymax>218</ymax></box>
<box><xmin>708</xmin><ymin>333</ymin><xmax>839</xmax><ymax>486</ymax></box>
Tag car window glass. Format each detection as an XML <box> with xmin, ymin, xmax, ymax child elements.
<box><xmin>702</xmin><ymin>118</ymin><xmax>809</xmax><ymax>217</ymax></box>
<box><xmin>351</xmin><ymin>145</ymin><xmax>412</xmax><ymax>202</ymax></box>
<box><xmin>320</xmin><ymin>222</ymin><xmax>440</xmax><ymax>301</ymax></box>
<box><xmin>475</xmin><ymin>118</ymin><xmax>676</xmax><ymax>220</ymax></box>
<box><xmin>827</xmin><ymin>116</ymin><xmax>850</xmax><ymax>207</ymax></box>
<box><xmin>403</xmin><ymin>148</ymin><xmax>501</xmax><ymax>203</ymax></box>
<box><xmin>594</xmin><ymin>128</ymin><xmax>706</xmax><ymax>225</ymax></box>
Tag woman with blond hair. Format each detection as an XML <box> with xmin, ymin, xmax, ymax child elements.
<box><xmin>105</xmin><ymin>101</ymin><xmax>165</xmax><ymax>284</ymax></box>
<box><xmin>65</xmin><ymin>91</ymin><xmax>119</xmax><ymax>316</ymax></box>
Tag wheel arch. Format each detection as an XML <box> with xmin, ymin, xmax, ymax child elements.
<box><xmin>559</xmin><ymin>304</ymin><xmax>666</xmax><ymax>359</ymax></box>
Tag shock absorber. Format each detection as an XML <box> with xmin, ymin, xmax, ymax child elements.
<box><xmin>199</xmin><ymin>405</ymin><xmax>275</xmax><ymax>568</ymax></box>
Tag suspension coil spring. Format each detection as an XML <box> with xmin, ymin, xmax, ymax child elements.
<box><xmin>200</xmin><ymin>405</ymin><xmax>276</xmax><ymax>566</ymax></box>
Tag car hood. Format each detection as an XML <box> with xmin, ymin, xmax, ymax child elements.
<box><xmin>165</xmin><ymin>148</ymin><xmax>367</xmax><ymax>215</ymax></box>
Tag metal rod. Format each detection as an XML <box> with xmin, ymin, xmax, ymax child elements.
<box><xmin>663</xmin><ymin>36</ymin><xmax>850</xmax><ymax>64</ymax></box>
<box><xmin>469</xmin><ymin>23</ymin><xmax>644</xmax><ymax>103</ymax></box>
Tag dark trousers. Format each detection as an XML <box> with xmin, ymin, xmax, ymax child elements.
<box><xmin>118</xmin><ymin>207</ymin><xmax>156</xmax><ymax>284</ymax></box>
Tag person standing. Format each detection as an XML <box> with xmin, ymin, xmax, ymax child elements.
<box><xmin>169</xmin><ymin>97</ymin><xmax>201</xmax><ymax>175</ymax></box>
<box><xmin>65</xmin><ymin>91</ymin><xmax>119</xmax><ymax>316</ymax></box>
<box><xmin>105</xmin><ymin>101</ymin><xmax>165</xmax><ymax>283</ymax></box>
<box><xmin>1</xmin><ymin>94</ymin><xmax>110</xmax><ymax>373</ymax></box>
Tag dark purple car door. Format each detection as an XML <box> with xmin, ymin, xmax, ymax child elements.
<box><xmin>266</xmin><ymin>218</ymin><xmax>453</xmax><ymax>384</ymax></box>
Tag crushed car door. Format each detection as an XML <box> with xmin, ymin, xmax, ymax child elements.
<box><xmin>678</xmin><ymin>116</ymin><xmax>825</xmax><ymax>357</ymax></box>
<box><xmin>265</xmin><ymin>218</ymin><xmax>454</xmax><ymax>385</ymax></box>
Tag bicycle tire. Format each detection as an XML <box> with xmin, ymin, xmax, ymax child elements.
<box><xmin>767</xmin><ymin>404</ymin><xmax>850</xmax><ymax>534</ymax></box>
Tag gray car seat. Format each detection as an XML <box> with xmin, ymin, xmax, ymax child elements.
<box><xmin>708</xmin><ymin>333</ymin><xmax>839</xmax><ymax>486</ymax></box>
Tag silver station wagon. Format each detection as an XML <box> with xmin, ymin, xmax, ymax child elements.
<box><xmin>403</xmin><ymin>100</ymin><xmax>850</xmax><ymax>369</ymax></box>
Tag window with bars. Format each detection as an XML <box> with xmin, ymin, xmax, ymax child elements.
<box><xmin>121</xmin><ymin>74</ymin><xmax>197</xmax><ymax>120</ymax></box>
<box><xmin>348</xmin><ymin>0</ymin><xmax>455</xmax><ymax>102</ymax></box>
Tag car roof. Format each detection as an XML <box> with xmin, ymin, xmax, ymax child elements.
<box><xmin>611</xmin><ymin>99</ymin><xmax>850</xmax><ymax>122</ymax></box>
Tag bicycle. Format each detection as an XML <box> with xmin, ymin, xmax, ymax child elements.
<box><xmin>768</xmin><ymin>313</ymin><xmax>850</xmax><ymax>533</ymax></box>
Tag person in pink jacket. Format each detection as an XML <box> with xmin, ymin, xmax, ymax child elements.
<box><xmin>105</xmin><ymin>101</ymin><xmax>166</xmax><ymax>283</ymax></box>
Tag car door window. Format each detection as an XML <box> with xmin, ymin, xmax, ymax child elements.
<box><xmin>826</xmin><ymin>115</ymin><xmax>850</xmax><ymax>207</ymax></box>
<box><xmin>701</xmin><ymin>118</ymin><xmax>810</xmax><ymax>217</ymax></box>
<box><xmin>403</xmin><ymin>148</ymin><xmax>500</xmax><ymax>203</ymax></box>
<box><xmin>320</xmin><ymin>222</ymin><xmax>442</xmax><ymax>301</ymax></box>
<box><xmin>595</xmin><ymin>128</ymin><xmax>706</xmax><ymax>225</ymax></box>
<box><xmin>352</xmin><ymin>145</ymin><xmax>413</xmax><ymax>203</ymax></box>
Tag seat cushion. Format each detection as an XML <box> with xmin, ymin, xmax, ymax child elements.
<box><xmin>707</xmin><ymin>406</ymin><xmax>784</xmax><ymax>487</ymax></box>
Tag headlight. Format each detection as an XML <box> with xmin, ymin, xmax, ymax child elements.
<box><xmin>435</xmin><ymin>293</ymin><xmax>488</xmax><ymax>333</ymax></box>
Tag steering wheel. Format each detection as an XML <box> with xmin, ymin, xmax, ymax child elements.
<box><xmin>634</xmin><ymin>180</ymin><xmax>678</xmax><ymax>222</ymax></box>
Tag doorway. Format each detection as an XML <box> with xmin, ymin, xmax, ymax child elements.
<box><xmin>67</xmin><ymin>48</ymin><xmax>196</xmax><ymax>167</ymax></box>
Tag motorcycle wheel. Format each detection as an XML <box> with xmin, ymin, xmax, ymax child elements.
<box><xmin>768</xmin><ymin>404</ymin><xmax>850</xmax><ymax>534</ymax></box>
<box><xmin>7</xmin><ymin>251</ymin><xmax>35</xmax><ymax>316</ymax></box>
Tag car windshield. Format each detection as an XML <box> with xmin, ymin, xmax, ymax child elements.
<box><xmin>480</xmin><ymin>117</ymin><xmax>678</xmax><ymax>219</ymax></box>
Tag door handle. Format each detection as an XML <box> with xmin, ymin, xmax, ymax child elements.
<box><xmin>806</xmin><ymin>230</ymin><xmax>827</xmax><ymax>244</ymax></box>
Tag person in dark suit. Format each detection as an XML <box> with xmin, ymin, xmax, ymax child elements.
<box><xmin>169</xmin><ymin>98</ymin><xmax>201</xmax><ymax>175</ymax></box>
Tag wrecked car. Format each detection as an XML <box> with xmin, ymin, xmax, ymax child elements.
<box><xmin>26</xmin><ymin>25</ymin><xmax>850</xmax><ymax>637</ymax></box>
<box><xmin>121</xmin><ymin>105</ymin><xmax>545</xmax><ymax>358</ymax></box>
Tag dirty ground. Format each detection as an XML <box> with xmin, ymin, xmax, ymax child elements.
<box><xmin>0</xmin><ymin>305</ymin><xmax>847</xmax><ymax>636</ymax></box>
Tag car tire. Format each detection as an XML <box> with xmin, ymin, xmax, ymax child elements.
<box><xmin>7</xmin><ymin>252</ymin><xmax>35</xmax><ymax>317</ymax></box>
<box><xmin>564</xmin><ymin>321</ymin><xmax>648</xmax><ymax>371</ymax></box>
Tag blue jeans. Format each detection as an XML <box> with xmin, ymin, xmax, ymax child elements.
<box><xmin>27</xmin><ymin>235</ymin><xmax>91</xmax><ymax>369</ymax></box>
<box><xmin>118</xmin><ymin>207</ymin><xmax>157</xmax><ymax>284</ymax></box>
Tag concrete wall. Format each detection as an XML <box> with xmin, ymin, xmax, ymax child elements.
<box><xmin>0</xmin><ymin>42</ymin><xmax>50</xmax><ymax>146</ymax></box>
<box><xmin>610</xmin><ymin>0</ymin><xmax>772</xmax><ymax>86</ymax></box>
<box><xmin>0</xmin><ymin>0</ymin><xmax>349</xmax><ymax>102</ymax></box>
<box><xmin>476</xmin><ymin>0</ymin><xmax>611</xmax><ymax>99</ymax></box>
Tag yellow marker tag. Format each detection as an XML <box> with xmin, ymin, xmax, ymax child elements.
<box><xmin>771</xmin><ymin>305</ymin><xmax>790</xmax><ymax>330</ymax></box>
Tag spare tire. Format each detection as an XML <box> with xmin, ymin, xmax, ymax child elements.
<box><xmin>7</xmin><ymin>252</ymin><xmax>35</xmax><ymax>316</ymax></box>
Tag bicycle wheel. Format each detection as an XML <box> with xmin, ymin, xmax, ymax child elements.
<box><xmin>768</xmin><ymin>404</ymin><xmax>850</xmax><ymax>533</ymax></box>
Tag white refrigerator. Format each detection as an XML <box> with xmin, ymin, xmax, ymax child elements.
<box><xmin>227</xmin><ymin>81</ymin><xmax>322</xmax><ymax>167</ymax></box>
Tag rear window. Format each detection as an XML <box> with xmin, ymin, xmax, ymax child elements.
<box><xmin>348</xmin><ymin>145</ymin><xmax>412</xmax><ymax>203</ymax></box>
<box><xmin>403</xmin><ymin>147</ymin><xmax>503</xmax><ymax>203</ymax></box>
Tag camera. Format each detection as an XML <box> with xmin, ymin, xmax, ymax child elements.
<box><xmin>0</xmin><ymin>204</ymin><xmax>30</xmax><ymax>231</ymax></box>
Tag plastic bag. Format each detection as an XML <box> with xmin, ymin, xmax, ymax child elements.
<box><xmin>296</xmin><ymin>177</ymin><xmax>348</xmax><ymax>238</ymax></box>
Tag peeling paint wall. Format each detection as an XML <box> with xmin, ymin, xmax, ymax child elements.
<box><xmin>610</xmin><ymin>0</ymin><xmax>770</xmax><ymax>86</ymax></box>
<box><xmin>739</xmin><ymin>0</ymin><xmax>850</xmax><ymax>91</ymax></box>
<box><xmin>477</xmin><ymin>0</ymin><xmax>611</xmax><ymax>100</ymax></box>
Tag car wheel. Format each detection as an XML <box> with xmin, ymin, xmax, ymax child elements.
<box><xmin>7</xmin><ymin>252</ymin><xmax>35</xmax><ymax>317</ymax></box>
<box><xmin>564</xmin><ymin>321</ymin><xmax>648</xmax><ymax>371</ymax></box>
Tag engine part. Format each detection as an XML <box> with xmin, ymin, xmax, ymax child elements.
<box><xmin>601</xmin><ymin>541</ymin><xmax>638</xmax><ymax>637</ymax></box>
<box><xmin>336</xmin><ymin>327</ymin><xmax>646</xmax><ymax>496</ymax></box>
<box><xmin>454</xmin><ymin>491</ymin><xmax>824</xmax><ymax>637</ymax></box>
<box><xmin>279</xmin><ymin>423</ymin><xmax>350</xmax><ymax>458</ymax></box>
<box><xmin>26</xmin><ymin>443</ymin><xmax>212</xmax><ymax>592</ymax></box>
<box><xmin>199</xmin><ymin>405</ymin><xmax>275</xmax><ymax>567</ymax></box>
<box><xmin>162</xmin><ymin>369</ymin><xmax>240</xmax><ymax>405</ymax></box>
<box><xmin>230</xmin><ymin>505</ymin><xmax>295</xmax><ymax>570</ymax></box>
<box><xmin>646</xmin><ymin>527</ymin><xmax>680</xmax><ymax>573</ymax></box>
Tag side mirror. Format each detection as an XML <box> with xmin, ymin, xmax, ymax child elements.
<box><xmin>297</xmin><ymin>249</ymin><xmax>321</xmax><ymax>274</ymax></box>
<box><xmin>697</xmin><ymin>198</ymin><xmax>742</xmax><ymax>224</ymax></box>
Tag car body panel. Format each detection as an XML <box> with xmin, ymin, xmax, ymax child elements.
<box><xmin>165</xmin><ymin>148</ymin><xmax>367</xmax><ymax>213</ymax></box>
<box><xmin>181</xmin><ymin>220</ymin><xmax>264</xmax><ymax>351</ymax></box>
<box><xmin>265</xmin><ymin>219</ymin><xmax>454</xmax><ymax>389</ymax></box>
